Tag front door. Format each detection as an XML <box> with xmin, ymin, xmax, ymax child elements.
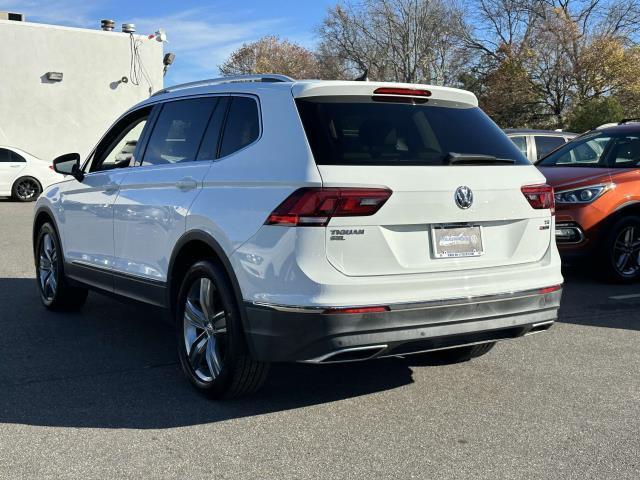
<box><xmin>113</xmin><ymin>96</ymin><xmax>227</xmax><ymax>304</ymax></box>
<box><xmin>60</xmin><ymin>107</ymin><xmax>153</xmax><ymax>291</ymax></box>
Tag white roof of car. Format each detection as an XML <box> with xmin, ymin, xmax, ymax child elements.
<box><xmin>147</xmin><ymin>75</ymin><xmax>478</xmax><ymax>108</ymax></box>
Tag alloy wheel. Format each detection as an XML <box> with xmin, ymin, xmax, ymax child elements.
<box><xmin>39</xmin><ymin>233</ymin><xmax>58</xmax><ymax>301</ymax></box>
<box><xmin>183</xmin><ymin>277</ymin><xmax>228</xmax><ymax>382</ymax></box>
<box><xmin>16</xmin><ymin>178</ymin><xmax>39</xmax><ymax>200</ymax></box>
<box><xmin>613</xmin><ymin>225</ymin><xmax>640</xmax><ymax>277</ymax></box>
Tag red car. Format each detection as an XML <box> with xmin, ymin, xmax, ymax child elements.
<box><xmin>538</xmin><ymin>122</ymin><xmax>640</xmax><ymax>282</ymax></box>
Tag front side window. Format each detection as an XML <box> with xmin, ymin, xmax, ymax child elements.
<box><xmin>101</xmin><ymin>120</ymin><xmax>147</xmax><ymax>168</ymax></box>
<box><xmin>534</xmin><ymin>136</ymin><xmax>565</xmax><ymax>160</ymax></box>
<box><xmin>90</xmin><ymin>108</ymin><xmax>151</xmax><ymax>172</ymax></box>
<box><xmin>296</xmin><ymin>96</ymin><xmax>528</xmax><ymax>165</ymax></box>
<box><xmin>539</xmin><ymin>133</ymin><xmax>613</xmax><ymax>167</ymax></box>
<box><xmin>219</xmin><ymin>96</ymin><xmax>260</xmax><ymax>158</ymax></box>
<box><xmin>141</xmin><ymin>98</ymin><xmax>217</xmax><ymax>166</ymax></box>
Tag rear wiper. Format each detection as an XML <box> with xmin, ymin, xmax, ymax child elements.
<box><xmin>443</xmin><ymin>152</ymin><xmax>516</xmax><ymax>165</ymax></box>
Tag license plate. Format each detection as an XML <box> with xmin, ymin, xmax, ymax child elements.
<box><xmin>432</xmin><ymin>225</ymin><xmax>483</xmax><ymax>258</ymax></box>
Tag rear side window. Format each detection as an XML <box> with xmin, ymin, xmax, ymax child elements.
<box><xmin>510</xmin><ymin>136</ymin><xmax>528</xmax><ymax>157</ymax></box>
<box><xmin>610</xmin><ymin>136</ymin><xmax>640</xmax><ymax>167</ymax></box>
<box><xmin>296</xmin><ymin>96</ymin><xmax>529</xmax><ymax>165</ymax></box>
<box><xmin>142</xmin><ymin>98</ymin><xmax>217</xmax><ymax>166</ymax></box>
<box><xmin>0</xmin><ymin>149</ymin><xmax>25</xmax><ymax>162</ymax></box>
<box><xmin>219</xmin><ymin>96</ymin><xmax>260</xmax><ymax>157</ymax></box>
<box><xmin>197</xmin><ymin>97</ymin><xmax>230</xmax><ymax>161</ymax></box>
<box><xmin>534</xmin><ymin>136</ymin><xmax>565</xmax><ymax>159</ymax></box>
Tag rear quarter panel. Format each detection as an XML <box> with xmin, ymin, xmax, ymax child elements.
<box><xmin>186</xmin><ymin>89</ymin><xmax>322</xmax><ymax>258</ymax></box>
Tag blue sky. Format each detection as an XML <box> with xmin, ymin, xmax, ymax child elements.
<box><xmin>0</xmin><ymin>0</ymin><xmax>336</xmax><ymax>85</ymax></box>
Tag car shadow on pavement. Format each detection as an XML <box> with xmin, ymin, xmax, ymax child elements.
<box><xmin>0</xmin><ymin>277</ymin><xmax>414</xmax><ymax>429</ymax></box>
<box><xmin>557</xmin><ymin>266</ymin><xmax>640</xmax><ymax>331</ymax></box>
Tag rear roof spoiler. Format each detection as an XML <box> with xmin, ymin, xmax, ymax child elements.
<box><xmin>291</xmin><ymin>81</ymin><xmax>478</xmax><ymax>107</ymax></box>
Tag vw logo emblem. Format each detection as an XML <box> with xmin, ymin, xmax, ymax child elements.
<box><xmin>454</xmin><ymin>186</ymin><xmax>473</xmax><ymax>209</ymax></box>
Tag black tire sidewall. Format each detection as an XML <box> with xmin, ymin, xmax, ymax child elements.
<box><xmin>602</xmin><ymin>215</ymin><xmax>640</xmax><ymax>283</ymax></box>
<box><xmin>35</xmin><ymin>223</ymin><xmax>63</xmax><ymax>307</ymax></box>
<box><xmin>175</xmin><ymin>260</ymin><xmax>244</xmax><ymax>396</ymax></box>
<box><xmin>13</xmin><ymin>177</ymin><xmax>42</xmax><ymax>202</ymax></box>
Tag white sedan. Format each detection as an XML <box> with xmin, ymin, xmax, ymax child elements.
<box><xmin>0</xmin><ymin>146</ymin><xmax>63</xmax><ymax>201</ymax></box>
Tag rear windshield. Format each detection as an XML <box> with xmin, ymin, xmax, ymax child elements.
<box><xmin>296</xmin><ymin>96</ymin><xmax>529</xmax><ymax>166</ymax></box>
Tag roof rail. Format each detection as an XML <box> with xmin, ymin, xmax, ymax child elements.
<box><xmin>152</xmin><ymin>74</ymin><xmax>295</xmax><ymax>97</ymax></box>
<box><xmin>618</xmin><ymin>118</ymin><xmax>640</xmax><ymax>125</ymax></box>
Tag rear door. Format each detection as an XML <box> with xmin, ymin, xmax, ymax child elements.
<box><xmin>295</xmin><ymin>93</ymin><xmax>553</xmax><ymax>277</ymax></box>
<box><xmin>112</xmin><ymin>96</ymin><xmax>228</xmax><ymax>303</ymax></box>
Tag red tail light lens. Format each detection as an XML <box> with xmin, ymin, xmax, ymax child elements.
<box><xmin>266</xmin><ymin>187</ymin><xmax>392</xmax><ymax>226</ymax></box>
<box><xmin>324</xmin><ymin>306</ymin><xmax>390</xmax><ymax>314</ymax></box>
<box><xmin>521</xmin><ymin>184</ymin><xmax>555</xmax><ymax>214</ymax></box>
<box><xmin>538</xmin><ymin>285</ymin><xmax>562</xmax><ymax>295</ymax></box>
<box><xmin>373</xmin><ymin>87</ymin><xmax>431</xmax><ymax>97</ymax></box>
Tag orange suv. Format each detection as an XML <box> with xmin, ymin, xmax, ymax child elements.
<box><xmin>538</xmin><ymin>122</ymin><xmax>640</xmax><ymax>282</ymax></box>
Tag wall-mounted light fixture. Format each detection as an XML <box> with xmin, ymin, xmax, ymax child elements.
<box><xmin>46</xmin><ymin>72</ymin><xmax>63</xmax><ymax>82</ymax></box>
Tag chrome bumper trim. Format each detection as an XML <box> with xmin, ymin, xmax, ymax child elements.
<box><xmin>303</xmin><ymin>345</ymin><xmax>388</xmax><ymax>364</ymax></box>
<box><xmin>249</xmin><ymin>286</ymin><xmax>562</xmax><ymax>314</ymax></box>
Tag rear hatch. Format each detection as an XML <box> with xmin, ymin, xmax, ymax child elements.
<box><xmin>293</xmin><ymin>83</ymin><xmax>553</xmax><ymax>276</ymax></box>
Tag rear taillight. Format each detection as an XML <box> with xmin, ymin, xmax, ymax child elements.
<box><xmin>538</xmin><ymin>285</ymin><xmax>562</xmax><ymax>294</ymax></box>
<box><xmin>324</xmin><ymin>306</ymin><xmax>390</xmax><ymax>314</ymax></box>
<box><xmin>521</xmin><ymin>184</ymin><xmax>555</xmax><ymax>215</ymax></box>
<box><xmin>266</xmin><ymin>187</ymin><xmax>392</xmax><ymax>227</ymax></box>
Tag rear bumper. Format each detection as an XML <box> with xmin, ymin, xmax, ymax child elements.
<box><xmin>242</xmin><ymin>287</ymin><xmax>562</xmax><ymax>362</ymax></box>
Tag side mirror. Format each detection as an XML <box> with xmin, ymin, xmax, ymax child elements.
<box><xmin>53</xmin><ymin>153</ymin><xmax>84</xmax><ymax>181</ymax></box>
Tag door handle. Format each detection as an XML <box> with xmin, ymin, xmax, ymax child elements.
<box><xmin>104</xmin><ymin>183</ymin><xmax>119</xmax><ymax>194</ymax></box>
<box><xmin>176</xmin><ymin>177</ymin><xmax>198</xmax><ymax>191</ymax></box>
<box><xmin>10</xmin><ymin>165</ymin><xmax>21</xmax><ymax>168</ymax></box>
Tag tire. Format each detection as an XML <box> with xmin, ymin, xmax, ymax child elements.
<box><xmin>12</xmin><ymin>176</ymin><xmax>42</xmax><ymax>202</ymax></box>
<box><xmin>600</xmin><ymin>215</ymin><xmax>640</xmax><ymax>284</ymax></box>
<box><xmin>35</xmin><ymin>223</ymin><xmax>88</xmax><ymax>311</ymax></box>
<box><xmin>421</xmin><ymin>342</ymin><xmax>496</xmax><ymax>364</ymax></box>
<box><xmin>175</xmin><ymin>259</ymin><xmax>269</xmax><ymax>399</ymax></box>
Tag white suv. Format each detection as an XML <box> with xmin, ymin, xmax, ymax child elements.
<box><xmin>33</xmin><ymin>75</ymin><xmax>563</xmax><ymax>398</ymax></box>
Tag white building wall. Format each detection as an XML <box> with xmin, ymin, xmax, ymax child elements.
<box><xmin>0</xmin><ymin>20</ymin><xmax>163</xmax><ymax>161</ymax></box>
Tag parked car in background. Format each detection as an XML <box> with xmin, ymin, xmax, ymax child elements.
<box><xmin>33</xmin><ymin>75</ymin><xmax>562</xmax><ymax>398</ymax></box>
<box><xmin>537</xmin><ymin>122</ymin><xmax>640</xmax><ymax>282</ymax></box>
<box><xmin>505</xmin><ymin>129</ymin><xmax>577</xmax><ymax>163</ymax></box>
<box><xmin>0</xmin><ymin>146</ymin><xmax>62</xmax><ymax>201</ymax></box>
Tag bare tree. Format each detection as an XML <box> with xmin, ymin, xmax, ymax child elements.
<box><xmin>317</xmin><ymin>0</ymin><xmax>469</xmax><ymax>84</ymax></box>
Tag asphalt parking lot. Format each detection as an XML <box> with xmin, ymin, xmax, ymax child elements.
<box><xmin>0</xmin><ymin>200</ymin><xmax>638</xmax><ymax>480</ymax></box>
